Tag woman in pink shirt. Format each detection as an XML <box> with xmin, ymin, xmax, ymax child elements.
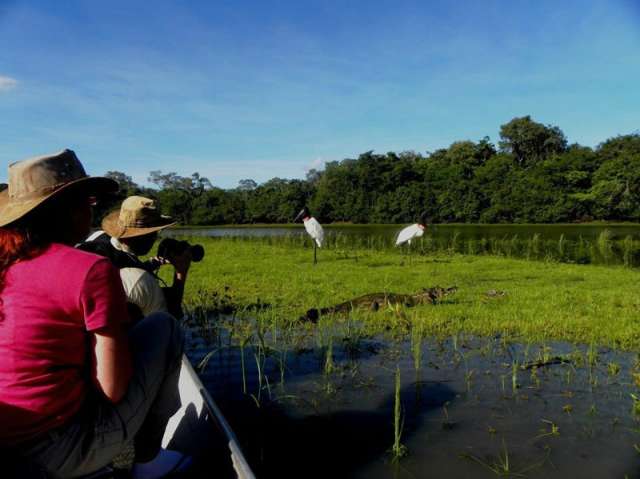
<box><xmin>0</xmin><ymin>150</ymin><xmax>188</xmax><ymax>478</ymax></box>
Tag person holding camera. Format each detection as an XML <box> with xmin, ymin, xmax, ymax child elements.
<box><xmin>80</xmin><ymin>196</ymin><xmax>193</xmax><ymax>321</ymax></box>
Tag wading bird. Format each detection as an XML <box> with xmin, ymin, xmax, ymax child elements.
<box><xmin>396</xmin><ymin>213</ymin><xmax>429</xmax><ymax>246</ymax></box>
<box><xmin>294</xmin><ymin>206</ymin><xmax>324</xmax><ymax>264</ymax></box>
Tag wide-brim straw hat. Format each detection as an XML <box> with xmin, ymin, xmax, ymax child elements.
<box><xmin>0</xmin><ymin>149</ymin><xmax>118</xmax><ymax>228</ymax></box>
<box><xmin>102</xmin><ymin>195</ymin><xmax>176</xmax><ymax>239</ymax></box>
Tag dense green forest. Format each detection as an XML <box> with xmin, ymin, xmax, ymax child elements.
<box><xmin>98</xmin><ymin>116</ymin><xmax>640</xmax><ymax>225</ymax></box>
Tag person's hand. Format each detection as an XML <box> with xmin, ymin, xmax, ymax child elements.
<box><xmin>170</xmin><ymin>248</ymin><xmax>192</xmax><ymax>278</ymax></box>
<box><xmin>144</xmin><ymin>256</ymin><xmax>170</xmax><ymax>271</ymax></box>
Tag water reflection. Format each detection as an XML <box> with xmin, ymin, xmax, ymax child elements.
<box><xmin>186</xmin><ymin>324</ymin><xmax>640</xmax><ymax>479</ymax></box>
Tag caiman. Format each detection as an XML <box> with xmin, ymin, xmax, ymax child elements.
<box><xmin>303</xmin><ymin>286</ymin><xmax>457</xmax><ymax>322</ymax></box>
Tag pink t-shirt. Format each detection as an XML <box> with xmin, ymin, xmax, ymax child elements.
<box><xmin>0</xmin><ymin>243</ymin><xmax>129</xmax><ymax>445</ymax></box>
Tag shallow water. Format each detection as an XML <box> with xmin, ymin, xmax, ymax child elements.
<box><xmin>167</xmin><ymin>223</ymin><xmax>640</xmax><ymax>266</ymax></box>
<box><xmin>171</xmin><ymin>223</ymin><xmax>640</xmax><ymax>242</ymax></box>
<box><xmin>185</xmin><ymin>321</ymin><xmax>640</xmax><ymax>478</ymax></box>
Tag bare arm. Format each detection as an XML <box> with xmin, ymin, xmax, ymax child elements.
<box><xmin>91</xmin><ymin>325</ymin><xmax>133</xmax><ymax>403</ymax></box>
<box><xmin>163</xmin><ymin>249</ymin><xmax>192</xmax><ymax>318</ymax></box>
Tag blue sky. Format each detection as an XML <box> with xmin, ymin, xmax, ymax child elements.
<box><xmin>0</xmin><ymin>0</ymin><xmax>638</xmax><ymax>188</ymax></box>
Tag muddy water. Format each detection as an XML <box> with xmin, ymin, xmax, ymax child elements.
<box><xmin>185</xmin><ymin>323</ymin><xmax>640</xmax><ymax>478</ymax></box>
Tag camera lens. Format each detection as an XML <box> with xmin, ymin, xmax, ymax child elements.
<box><xmin>157</xmin><ymin>238</ymin><xmax>174</xmax><ymax>259</ymax></box>
<box><xmin>157</xmin><ymin>238</ymin><xmax>204</xmax><ymax>262</ymax></box>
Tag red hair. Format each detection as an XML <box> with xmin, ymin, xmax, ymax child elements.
<box><xmin>0</xmin><ymin>192</ymin><xmax>85</xmax><ymax>307</ymax></box>
<box><xmin>0</xmin><ymin>227</ymin><xmax>47</xmax><ymax>320</ymax></box>
<box><xmin>0</xmin><ymin>189</ymin><xmax>94</xmax><ymax>304</ymax></box>
<box><xmin>0</xmin><ymin>228</ymin><xmax>43</xmax><ymax>270</ymax></box>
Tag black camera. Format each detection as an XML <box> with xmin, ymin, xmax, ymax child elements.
<box><xmin>157</xmin><ymin>238</ymin><xmax>205</xmax><ymax>262</ymax></box>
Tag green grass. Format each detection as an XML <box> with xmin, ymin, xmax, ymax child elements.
<box><xmin>390</xmin><ymin>366</ymin><xmax>407</xmax><ymax>460</ymax></box>
<box><xmin>171</xmin><ymin>237</ymin><xmax>640</xmax><ymax>349</ymax></box>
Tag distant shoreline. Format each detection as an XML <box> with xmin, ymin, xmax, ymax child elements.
<box><xmin>174</xmin><ymin>222</ymin><xmax>640</xmax><ymax>229</ymax></box>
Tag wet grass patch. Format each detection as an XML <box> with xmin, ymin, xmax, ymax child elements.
<box><xmin>173</xmin><ymin>237</ymin><xmax>640</xmax><ymax>349</ymax></box>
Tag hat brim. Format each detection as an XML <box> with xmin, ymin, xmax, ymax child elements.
<box><xmin>0</xmin><ymin>176</ymin><xmax>118</xmax><ymax>228</ymax></box>
<box><xmin>102</xmin><ymin>209</ymin><xmax>177</xmax><ymax>239</ymax></box>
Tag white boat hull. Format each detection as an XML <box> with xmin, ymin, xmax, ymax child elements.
<box><xmin>162</xmin><ymin>355</ymin><xmax>256</xmax><ymax>479</ymax></box>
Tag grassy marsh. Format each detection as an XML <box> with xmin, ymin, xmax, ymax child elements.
<box><xmin>176</xmin><ymin>236</ymin><xmax>640</xmax><ymax>349</ymax></box>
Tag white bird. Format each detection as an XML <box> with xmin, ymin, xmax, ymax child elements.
<box><xmin>395</xmin><ymin>223</ymin><xmax>424</xmax><ymax>246</ymax></box>
<box><xmin>295</xmin><ymin>207</ymin><xmax>324</xmax><ymax>247</ymax></box>
<box><xmin>304</xmin><ymin>217</ymin><xmax>324</xmax><ymax>248</ymax></box>
<box><xmin>396</xmin><ymin>213</ymin><xmax>429</xmax><ymax>246</ymax></box>
<box><xmin>295</xmin><ymin>207</ymin><xmax>324</xmax><ymax>263</ymax></box>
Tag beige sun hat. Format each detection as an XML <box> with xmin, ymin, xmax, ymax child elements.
<box><xmin>0</xmin><ymin>149</ymin><xmax>118</xmax><ymax>228</ymax></box>
<box><xmin>102</xmin><ymin>196</ymin><xmax>176</xmax><ymax>239</ymax></box>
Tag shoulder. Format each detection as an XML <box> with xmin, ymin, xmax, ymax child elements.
<box><xmin>120</xmin><ymin>267</ymin><xmax>160</xmax><ymax>291</ymax></box>
<box><xmin>120</xmin><ymin>267</ymin><xmax>153</xmax><ymax>283</ymax></box>
<box><xmin>120</xmin><ymin>267</ymin><xmax>165</xmax><ymax>314</ymax></box>
<box><xmin>45</xmin><ymin>243</ymin><xmax>111</xmax><ymax>271</ymax></box>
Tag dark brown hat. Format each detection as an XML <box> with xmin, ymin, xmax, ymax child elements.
<box><xmin>102</xmin><ymin>196</ymin><xmax>176</xmax><ymax>239</ymax></box>
<box><xmin>0</xmin><ymin>149</ymin><xmax>117</xmax><ymax>227</ymax></box>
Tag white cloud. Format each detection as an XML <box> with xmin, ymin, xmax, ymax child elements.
<box><xmin>0</xmin><ymin>75</ymin><xmax>18</xmax><ymax>92</ymax></box>
<box><xmin>305</xmin><ymin>156</ymin><xmax>325</xmax><ymax>173</ymax></box>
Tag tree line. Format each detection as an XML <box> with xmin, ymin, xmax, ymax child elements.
<box><xmin>97</xmin><ymin>116</ymin><xmax>640</xmax><ymax>225</ymax></box>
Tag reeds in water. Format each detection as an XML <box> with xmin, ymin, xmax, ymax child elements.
<box><xmin>597</xmin><ymin>229</ymin><xmax>613</xmax><ymax>265</ymax></box>
<box><xmin>411</xmin><ymin>321</ymin><xmax>423</xmax><ymax>375</ymax></box>
<box><xmin>390</xmin><ymin>366</ymin><xmax>408</xmax><ymax>460</ymax></box>
<box><xmin>622</xmin><ymin>235</ymin><xmax>635</xmax><ymax>268</ymax></box>
<box><xmin>526</xmin><ymin>234</ymin><xmax>541</xmax><ymax>261</ymax></box>
<box><xmin>557</xmin><ymin>234</ymin><xmax>566</xmax><ymax>260</ymax></box>
<box><xmin>211</xmin><ymin>226</ymin><xmax>640</xmax><ymax>267</ymax></box>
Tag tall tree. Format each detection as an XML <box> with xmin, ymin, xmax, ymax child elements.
<box><xmin>588</xmin><ymin>135</ymin><xmax>640</xmax><ymax>220</ymax></box>
<box><xmin>499</xmin><ymin>116</ymin><xmax>567</xmax><ymax>166</ymax></box>
<box><xmin>104</xmin><ymin>171</ymin><xmax>139</xmax><ymax>196</ymax></box>
<box><xmin>237</xmin><ymin>179</ymin><xmax>257</xmax><ymax>191</ymax></box>
<box><xmin>93</xmin><ymin>119</ymin><xmax>639</xmax><ymax>225</ymax></box>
